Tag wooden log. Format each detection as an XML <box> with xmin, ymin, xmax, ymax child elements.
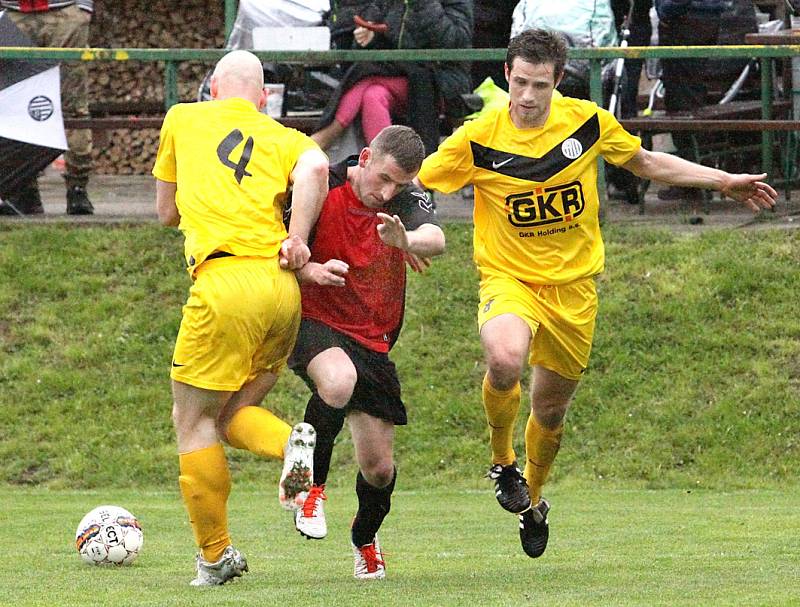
<box><xmin>88</xmin><ymin>0</ymin><xmax>225</xmax><ymax>173</ymax></box>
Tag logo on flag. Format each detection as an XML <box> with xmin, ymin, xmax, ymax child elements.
<box><xmin>28</xmin><ymin>96</ymin><xmax>54</xmax><ymax>121</ymax></box>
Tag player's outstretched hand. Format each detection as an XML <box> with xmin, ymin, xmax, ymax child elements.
<box><xmin>405</xmin><ymin>252</ymin><xmax>432</xmax><ymax>273</ymax></box>
<box><xmin>720</xmin><ymin>173</ymin><xmax>777</xmax><ymax>212</ymax></box>
<box><xmin>376</xmin><ymin>212</ymin><xmax>409</xmax><ymax>250</ymax></box>
<box><xmin>297</xmin><ymin>259</ymin><xmax>349</xmax><ymax>286</ymax></box>
<box><xmin>279</xmin><ymin>235</ymin><xmax>311</xmax><ymax>270</ymax></box>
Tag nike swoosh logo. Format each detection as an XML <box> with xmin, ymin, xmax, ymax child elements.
<box><xmin>492</xmin><ymin>157</ymin><xmax>514</xmax><ymax>169</ymax></box>
<box><xmin>172</xmin><ymin>361</ymin><xmax>185</xmax><ymax>368</ymax></box>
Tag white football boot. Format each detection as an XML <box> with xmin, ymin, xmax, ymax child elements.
<box><xmin>295</xmin><ymin>484</ymin><xmax>327</xmax><ymax>539</ymax></box>
<box><xmin>278</xmin><ymin>422</ymin><xmax>316</xmax><ymax>511</ymax></box>
<box><xmin>352</xmin><ymin>535</ymin><xmax>386</xmax><ymax>580</ymax></box>
<box><xmin>190</xmin><ymin>545</ymin><xmax>248</xmax><ymax>587</ymax></box>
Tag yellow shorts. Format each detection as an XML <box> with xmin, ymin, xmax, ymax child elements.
<box><xmin>171</xmin><ymin>256</ymin><xmax>301</xmax><ymax>391</ymax></box>
<box><xmin>477</xmin><ymin>271</ymin><xmax>598</xmax><ymax>380</ymax></box>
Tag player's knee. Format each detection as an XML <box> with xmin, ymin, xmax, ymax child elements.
<box><xmin>486</xmin><ymin>356</ymin><xmax>524</xmax><ymax>390</ymax></box>
<box><xmin>316</xmin><ymin>377</ymin><xmax>355</xmax><ymax>408</ymax></box>
<box><xmin>532</xmin><ymin>400</ymin><xmax>569</xmax><ymax>429</ymax></box>
<box><xmin>362</xmin><ymin>460</ymin><xmax>395</xmax><ymax>488</ymax></box>
<box><xmin>314</xmin><ymin>362</ymin><xmax>357</xmax><ymax>406</ymax></box>
<box><xmin>485</xmin><ymin>342</ymin><xmax>526</xmax><ymax>388</ymax></box>
<box><xmin>171</xmin><ymin>403</ymin><xmax>216</xmax><ymax>448</ymax></box>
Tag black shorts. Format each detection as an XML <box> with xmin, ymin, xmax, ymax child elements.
<box><xmin>288</xmin><ymin>318</ymin><xmax>407</xmax><ymax>425</ymax></box>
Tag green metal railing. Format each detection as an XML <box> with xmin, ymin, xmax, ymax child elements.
<box><xmin>1</xmin><ymin>44</ymin><xmax>799</xmax><ymax>178</ymax></box>
<box><xmin>2</xmin><ymin>44</ymin><xmax>799</xmax><ymax>107</ymax></box>
<box><xmin>224</xmin><ymin>0</ymin><xmax>236</xmax><ymax>40</ymax></box>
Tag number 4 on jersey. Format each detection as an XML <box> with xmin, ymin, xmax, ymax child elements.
<box><xmin>217</xmin><ymin>129</ymin><xmax>254</xmax><ymax>184</ymax></box>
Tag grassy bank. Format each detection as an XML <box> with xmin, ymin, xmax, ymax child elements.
<box><xmin>0</xmin><ymin>223</ymin><xmax>798</xmax><ymax>489</ymax></box>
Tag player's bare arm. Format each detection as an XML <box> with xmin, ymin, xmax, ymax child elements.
<box><xmin>376</xmin><ymin>213</ymin><xmax>445</xmax><ymax>258</ymax></box>
<box><xmin>621</xmin><ymin>148</ymin><xmax>777</xmax><ymax>212</ymax></box>
<box><xmin>283</xmin><ymin>148</ymin><xmax>329</xmax><ymax>269</ymax></box>
<box><xmin>155</xmin><ymin>179</ymin><xmax>179</xmax><ymax>226</ymax></box>
<box><xmin>296</xmin><ymin>258</ymin><xmax>349</xmax><ymax>287</ymax></box>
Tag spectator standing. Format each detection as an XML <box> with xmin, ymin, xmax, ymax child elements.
<box><xmin>610</xmin><ymin>0</ymin><xmax>653</xmax><ymax>119</ymax></box>
<box><xmin>607</xmin><ymin>0</ymin><xmax>653</xmax><ymax>204</ymax></box>
<box><xmin>471</xmin><ymin>0</ymin><xmax>517</xmax><ymax>91</ymax></box>
<box><xmin>313</xmin><ymin>0</ymin><xmax>473</xmax><ymax>155</ymax></box>
<box><xmin>655</xmin><ymin>0</ymin><xmax>725</xmax><ymax>201</ymax></box>
<box><xmin>0</xmin><ymin>0</ymin><xmax>95</xmax><ymax>215</ymax></box>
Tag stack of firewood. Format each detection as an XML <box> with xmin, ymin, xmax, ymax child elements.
<box><xmin>91</xmin><ymin>129</ymin><xmax>163</xmax><ymax>175</ymax></box>
<box><xmin>87</xmin><ymin>0</ymin><xmax>226</xmax><ymax>174</ymax></box>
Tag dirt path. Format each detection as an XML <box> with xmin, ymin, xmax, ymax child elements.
<box><xmin>3</xmin><ymin>170</ymin><xmax>798</xmax><ymax>232</ymax></box>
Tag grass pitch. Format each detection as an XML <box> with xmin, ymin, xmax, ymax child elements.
<box><xmin>2</xmin><ymin>486</ymin><xmax>798</xmax><ymax>607</ymax></box>
<box><xmin>1</xmin><ymin>222</ymin><xmax>799</xmax><ymax>605</ymax></box>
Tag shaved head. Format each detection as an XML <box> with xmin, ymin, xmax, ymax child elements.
<box><xmin>210</xmin><ymin>50</ymin><xmax>265</xmax><ymax>105</ymax></box>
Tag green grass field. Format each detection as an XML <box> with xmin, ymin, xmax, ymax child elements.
<box><xmin>3</xmin><ymin>486</ymin><xmax>799</xmax><ymax>606</ymax></box>
<box><xmin>1</xmin><ymin>222</ymin><xmax>799</xmax><ymax>605</ymax></box>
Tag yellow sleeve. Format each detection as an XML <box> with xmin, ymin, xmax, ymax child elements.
<box><xmin>418</xmin><ymin>124</ymin><xmax>474</xmax><ymax>194</ymax></box>
<box><xmin>152</xmin><ymin>107</ymin><xmax>178</xmax><ymax>183</ymax></box>
<box><xmin>596</xmin><ymin>107</ymin><xmax>641</xmax><ymax>167</ymax></box>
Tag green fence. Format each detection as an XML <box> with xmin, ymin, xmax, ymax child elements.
<box><xmin>1</xmin><ymin>44</ymin><xmax>799</xmax><ymax>180</ymax></box>
<box><xmin>3</xmin><ymin>44</ymin><xmax>800</xmax><ymax>109</ymax></box>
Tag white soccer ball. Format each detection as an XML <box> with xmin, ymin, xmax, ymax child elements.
<box><xmin>75</xmin><ymin>505</ymin><xmax>143</xmax><ymax>566</ymax></box>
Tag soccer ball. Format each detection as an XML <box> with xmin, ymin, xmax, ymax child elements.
<box><xmin>75</xmin><ymin>505</ymin><xmax>143</xmax><ymax>566</ymax></box>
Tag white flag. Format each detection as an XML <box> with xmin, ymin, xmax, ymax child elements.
<box><xmin>0</xmin><ymin>66</ymin><xmax>67</xmax><ymax>150</ymax></box>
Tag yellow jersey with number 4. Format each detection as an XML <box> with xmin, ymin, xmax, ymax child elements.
<box><xmin>152</xmin><ymin>97</ymin><xmax>318</xmax><ymax>274</ymax></box>
<box><xmin>418</xmin><ymin>93</ymin><xmax>641</xmax><ymax>285</ymax></box>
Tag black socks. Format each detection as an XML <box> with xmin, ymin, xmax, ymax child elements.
<box><xmin>351</xmin><ymin>468</ymin><xmax>397</xmax><ymax>547</ymax></box>
<box><xmin>303</xmin><ymin>392</ymin><xmax>346</xmax><ymax>485</ymax></box>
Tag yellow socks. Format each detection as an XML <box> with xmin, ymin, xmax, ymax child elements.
<box><xmin>482</xmin><ymin>374</ymin><xmax>521</xmax><ymax>466</ymax></box>
<box><xmin>523</xmin><ymin>413</ymin><xmax>563</xmax><ymax>504</ymax></box>
<box><xmin>178</xmin><ymin>407</ymin><xmax>293</xmax><ymax>563</ymax></box>
<box><xmin>178</xmin><ymin>443</ymin><xmax>231</xmax><ymax>563</ymax></box>
<box><xmin>225</xmin><ymin>405</ymin><xmax>292</xmax><ymax>459</ymax></box>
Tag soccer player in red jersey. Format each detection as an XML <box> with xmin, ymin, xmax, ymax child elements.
<box><xmin>288</xmin><ymin>125</ymin><xmax>445</xmax><ymax>579</ymax></box>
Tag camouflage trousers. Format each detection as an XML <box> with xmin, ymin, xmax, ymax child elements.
<box><xmin>8</xmin><ymin>5</ymin><xmax>92</xmax><ymax>187</ymax></box>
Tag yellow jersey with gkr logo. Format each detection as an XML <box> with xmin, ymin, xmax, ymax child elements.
<box><xmin>152</xmin><ymin>97</ymin><xmax>318</xmax><ymax>274</ymax></box>
<box><xmin>418</xmin><ymin>92</ymin><xmax>641</xmax><ymax>285</ymax></box>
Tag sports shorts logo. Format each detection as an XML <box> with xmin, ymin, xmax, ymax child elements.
<box><xmin>561</xmin><ymin>138</ymin><xmax>583</xmax><ymax>160</ymax></box>
<box><xmin>505</xmin><ymin>180</ymin><xmax>586</xmax><ymax>228</ymax></box>
<box><xmin>491</xmin><ymin>157</ymin><xmax>514</xmax><ymax>170</ymax></box>
<box><xmin>28</xmin><ymin>96</ymin><xmax>54</xmax><ymax>121</ymax></box>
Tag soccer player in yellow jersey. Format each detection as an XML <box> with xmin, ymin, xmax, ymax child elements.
<box><xmin>417</xmin><ymin>29</ymin><xmax>776</xmax><ymax>559</ymax></box>
<box><xmin>152</xmin><ymin>50</ymin><xmax>329</xmax><ymax>586</ymax></box>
